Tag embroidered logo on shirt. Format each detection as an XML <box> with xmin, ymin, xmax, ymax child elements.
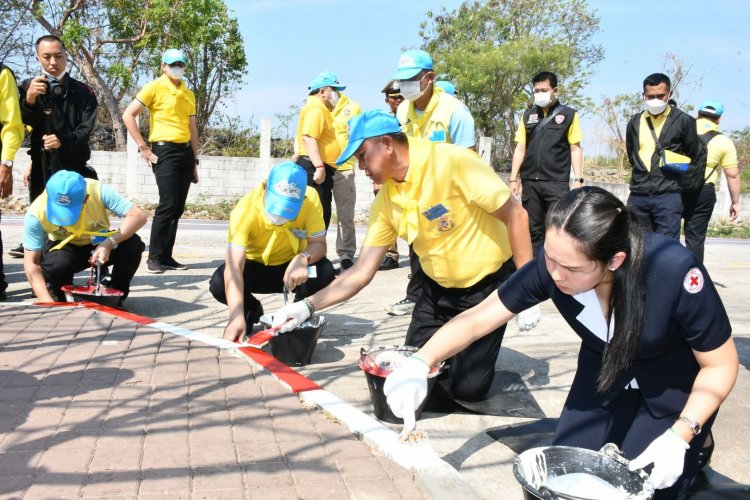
<box><xmin>437</xmin><ymin>215</ymin><xmax>455</xmax><ymax>232</ymax></box>
<box><xmin>528</xmin><ymin>113</ymin><xmax>539</xmax><ymax>124</ymax></box>
<box><xmin>683</xmin><ymin>267</ymin><xmax>704</xmax><ymax>294</ymax></box>
<box><xmin>555</xmin><ymin>115</ymin><xmax>566</xmax><ymax>125</ymax></box>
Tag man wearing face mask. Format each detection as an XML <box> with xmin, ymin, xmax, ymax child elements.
<box><xmin>626</xmin><ymin>73</ymin><xmax>706</xmax><ymax>239</ymax></box>
<box><xmin>123</xmin><ymin>48</ymin><xmax>199</xmax><ymax>274</ymax></box>
<box><xmin>11</xmin><ymin>35</ymin><xmax>99</xmax><ymax>259</ymax></box>
<box><xmin>294</xmin><ymin>73</ymin><xmax>343</xmax><ymax>230</ymax></box>
<box><xmin>387</xmin><ymin>49</ymin><xmax>477</xmax><ymax>316</ymax></box>
<box><xmin>509</xmin><ymin>71</ymin><xmax>583</xmax><ymax>256</ymax></box>
<box><xmin>318</xmin><ymin>71</ymin><xmax>361</xmax><ymax>272</ymax></box>
<box><xmin>209</xmin><ymin>161</ymin><xmax>335</xmax><ymax>343</ymax></box>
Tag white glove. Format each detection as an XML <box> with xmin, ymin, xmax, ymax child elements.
<box><xmin>383</xmin><ymin>355</ymin><xmax>430</xmax><ymax>418</ymax></box>
<box><xmin>516</xmin><ymin>305</ymin><xmax>541</xmax><ymax>332</ymax></box>
<box><xmin>271</xmin><ymin>301</ymin><xmax>310</xmax><ymax>333</ymax></box>
<box><xmin>628</xmin><ymin>429</ymin><xmax>689</xmax><ymax>490</ymax></box>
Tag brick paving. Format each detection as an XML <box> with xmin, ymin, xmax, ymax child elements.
<box><xmin>0</xmin><ymin>304</ymin><xmax>424</xmax><ymax>499</ymax></box>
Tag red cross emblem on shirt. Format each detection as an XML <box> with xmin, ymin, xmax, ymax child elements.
<box><xmin>683</xmin><ymin>268</ymin><xmax>704</xmax><ymax>294</ymax></box>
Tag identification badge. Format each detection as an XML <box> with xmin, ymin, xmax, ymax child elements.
<box><xmin>528</xmin><ymin>113</ymin><xmax>539</xmax><ymax>124</ymax></box>
<box><xmin>422</xmin><ymin>204</ymin><xmax>449</xmax><ymax>221</ymax></box>
<box><xmin>307</xmin><ymin>266</ymin><xmax>317</xmax><ymax>278</ymax></box>
<box><xmin>428</xmin><ymin>130</ymin><xmax>447</xmax><ymax>142</ymax></box>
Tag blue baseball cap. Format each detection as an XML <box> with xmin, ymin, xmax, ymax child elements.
<box><xmin>698</xmin><ymin>100</ymin><xmax>724</xmax><ymax>117</ymax></box>
<box><xmin>265</xmin><ymin>162</ymin><xmax>308</xmax><ymax>220</ymax></box>
<box><xmin>161</xmin><ymin>48</ymin><xmax>186</xmax><ymax>65</ymax></box>
<box><xmin>435</xmin><ymin>80</ymin><xmax>456</xmax><ymax>96</ymax></box>
<box><xmin>46</xmin><ymin>170</ymin><xmax>87</xmax><ymax>227</ymax></box>
<box><xmin>336</xmin><ymin>110</ymin><xmax>403</xmax><ymax>165</ymax></box>
<box><xmin>392</xmin><ymin>49</ymin><xmax>433</xmax><ymax>80</ymax></box>
<box><xmin>309</xmin><ymin>71</ymin><xmax>346</xmax><ymax>92</ymax></box>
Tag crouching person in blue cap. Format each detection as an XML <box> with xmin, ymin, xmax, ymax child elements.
<box><xmin>22</xmin><ymin>170</ymin><xmax>147</xmax><ymax>304</ymax></box>
<box><xmin>209</xmin><ymin>161</ymin><xmax>336</xmax><ymax>343</ymax></box>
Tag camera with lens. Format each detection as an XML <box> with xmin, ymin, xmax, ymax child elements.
<box><xmin>44</xmin><ymin>76</ymin><xmax>64</xmax><ymax>97</ymax></box>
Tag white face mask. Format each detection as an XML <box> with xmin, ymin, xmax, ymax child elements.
<box><xmin>534</xmin><ymin>91</ymin><xmax>553</xmax><ymax>108</ymax></box>
<box><xmin>166</xmin><ymin>65</ymin><xmax>185</xmax><ymax>80</ymax></box>
<box><xmin>644</xmin><ymin>98</ymin><xmax>668</xmax><ymax>115</ymax></box>
<box><xmin>42</xmin><ymin>67</ymin><xmax>67</xmax><ymax>80</ymax></box>
<box><xmin>328</xmin><ymin>90</ymin><xmax>340</xmax><ymax>107</ymax></box>
<box><xmin>264</xmin><ymin>210</ymin><xmax>290</xmax><ymax>226</ymax></box>
<box><xmin>399</xmin><ymin>76</ymin><xmax>429</xmax><ymax>101</ymax></box>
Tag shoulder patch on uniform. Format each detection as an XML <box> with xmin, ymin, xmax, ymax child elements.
<box><xmin>555</xmin><ymin>115</ymin><xmax>565</xmax><ymax>124</ymax></box>
<box><xmin>683</xmin><ymin>267</ymin><xmax>704</xmax><ymax>294</ymax></box>
<box><xmin>528</xmin><ymin>113</ymin><xmax>539</xmax><ymax>124</ymax></box>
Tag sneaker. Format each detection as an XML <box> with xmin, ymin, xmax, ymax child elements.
<box><xmin>8</xmin><ymin>244</ymin><xmax>23</xmax><ymax>258</ymax></box>
<box><xmin>340</xmin><ymin>258</ymin><xmax>354</xmax><ymax>271</ymax></box>
<box><xmin>146</xmin><ymin>260</ymin><xmax>164</xmax><ymax>274</ymax></box>
<box><xmin>162</xmin><ymin>258</ymin><xmax>188</xmax><ymax>270</ymax></box>
<box><xmin>379</xmin><ymin>256</ymin><xmax>399</xmax><ymax>271</ymax></box>
<box><xmin>385</xmin><ymin>298</ymin><xmax>415</xmax><ymax>316</ymax></box>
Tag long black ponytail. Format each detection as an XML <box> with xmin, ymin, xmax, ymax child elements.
<box><xmin>546</xmin><ymin>187</ymin><xmax>645</xmax><ymax>392</ymax></box>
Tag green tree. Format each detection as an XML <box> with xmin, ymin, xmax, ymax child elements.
<box><xmin>419</xmin><ymin>0</ymin><xmax>604</xmax><ymax>163</ymax></box>
<box><xmin>7</xmin><ymin>0</ymin><xmax>247</xmax><ymax>151</ymax></box>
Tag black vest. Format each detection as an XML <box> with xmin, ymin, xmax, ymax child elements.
<box><xmin>520</xmin><ymin>101</ymin><xmax>577</xmax><ymax>182</ymax></box>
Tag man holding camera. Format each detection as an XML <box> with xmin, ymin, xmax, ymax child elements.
<box><xmin>9</xmin><ymin>35</ymin><xmax>99</xmax><ymax>258</ymax></box>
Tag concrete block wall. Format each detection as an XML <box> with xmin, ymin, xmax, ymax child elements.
<box><xmin>9</xmin><ymin>149</ymin><xmax>747</xmax><ymax>223</ymax></box>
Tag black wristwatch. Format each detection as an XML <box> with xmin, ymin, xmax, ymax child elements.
<box><xmin>574</xmin><ymin>178</ymin><xmax>584</xmax><ymax>184</ymax></box>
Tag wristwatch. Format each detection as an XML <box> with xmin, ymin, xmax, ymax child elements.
<box><xmin>676</xmin><ymin>415</ymin><xmax>702</xmax><ymax>436</ymax></box>
<box><xmin>194</xmin><ymin>159</ymin><xmax>200</xmax><ymax>165</ymax></box>
<box><xmin>574</xmin><ymin>178</ymin><xmax>584</xmax><ymax>184</ymax></box>
<box><xmin>108</xmin><ymin>235</ymin><xmax>119</xmax><ymax>249</ymax></box>
<box><xmin>1</xmin><ymin>160</ymin><xmax>12</xmax><ymax>169</ymax></box>
<box><xmin>299</xmin><ymin>250</ymin><xmax>311</xmax><ymax>261</ymax></box>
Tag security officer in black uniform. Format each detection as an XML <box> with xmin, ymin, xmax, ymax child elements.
<box><xmin>509</xmin><ymin>71</ymin><xmax>583</xmax><ymax>255</ymax></box>
<box><xmin>9</xmin><ymin>35</ymin><xmax>99</xmax><ymax>259</ymax></box>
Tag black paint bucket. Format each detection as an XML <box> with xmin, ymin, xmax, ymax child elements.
<box><xmin>513</xmin><ymin>444</ymin><xmax>654</xmax><ymax>499</ymax></box>
<box><xmin>358</xmin><ymin>346</ymin><xmax>442</xmax><ymax>424</ymax></box>
<box><xmin>265</xmin><ymin>315</ymin><xmax>325</xmax><ymax>366</ymax></box>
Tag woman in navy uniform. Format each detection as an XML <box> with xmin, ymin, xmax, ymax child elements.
<box><xmin>384</xmin><ymin>186</ymin><xmax>738</xmax><ymax>498</ymax></box>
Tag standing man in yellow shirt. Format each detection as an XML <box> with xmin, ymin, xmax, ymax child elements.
<box><xmin>388</xmin><ymin>49</ymin><xmax>478</xmax><ymax>316</ymax></box>
<box><xmin>682</xmin><ymin>101</ymin><xmax>742</xmax><ymax>263</ymax></box>
<box><xmin>123</xmin><ymin>48</ymin><xmax>199</xmax><ymax>275</ymax></box>
<box><xmin>318</xmin><ymin>71</ymin><xmax>362</xmax><ymax>271</ymax></box>
<box><xmin>294</xmin><ymin>73</ymin><xmax>342</xmax><ymax>230</ymax></box>
<box><xmin>272</xmin><ymin>110</ymin><xmax>536</xmax><ymax>405</ymax></box>
<box><xmin>0</xmin><ymin>62</ymin><xmax>25</xmax><ymax>300</ymax></box>
<box><xmin>509</xmin><ymin>71</ymin><xmax>583</xmax><ymax>256</ymax></box>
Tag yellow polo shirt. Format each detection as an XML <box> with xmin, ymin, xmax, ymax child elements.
<box><xmin>331</xmin><ymin>93</ymin><xmax>362</xmax><ymax>171</ymax></box>
<box><xmin>136</xmin><ymin>74</ymin><xmax>196</xmax><ymax>143</ymax></box>
<box><xmin>0</xmin><ymin>67</ymin><xmax>23</xmax><ymax>161</ymax></box>
<box><xmin>514</xmin><ymin>110</ymin><xmax>583</xmax><ymax>145</ymax></box>
<box><xmin>636</xmin><ymin>106</ymin><xmax>672</xmax><ymax>171</ymax></box>
<box><xmin>697</xmin><ymin>117</ymin><xmax>738</xmax><ymax>185</ymax></box>
<box><xmin>227</xmin><ymin>186</ymin><xmax>326</xmax><ymax>266</ymax></box>
<box><xmin>296</xmin><ymin>95</ymin><xmax>340</xmax><ymax>165</ymax></box>
<box><xmin>363</xmin><ymin>138</ymin><xmax>513</xmax><ymax>288</ymax></box>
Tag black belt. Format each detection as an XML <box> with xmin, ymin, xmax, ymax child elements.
<box><xmin>152</xmin><ymin>141</ymin><xmax>190</xmax><ymax>148</ymax></box>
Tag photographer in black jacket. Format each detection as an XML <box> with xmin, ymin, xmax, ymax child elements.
<box><xmin>8</xmin><ymin>35</ymin><xmax>99</xmax><ymax>258</ymax></box>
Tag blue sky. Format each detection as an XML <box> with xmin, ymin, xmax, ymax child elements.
<box><xmin>223</xmin><ymin>0</ymin><xmax>748</xmax><ymax>156</ymax></box>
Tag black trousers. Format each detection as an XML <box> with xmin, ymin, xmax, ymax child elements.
<box><xmin>29</xmin><ymin>159</ymin><xmax>98</xmax><ymax>204</ymax></box>
<box><xmin>149</xmin><ymin>143</ymin><xmax>194</xmax><ymax>263</ymax></box>
<box><xmin>682</xmin><ymin>184</ymin><xmax>716</xmax><ymax>263</ymax></box>
<box><xmin>554</xmin><ymin>383</ymin><xmax>715</xmax><ymax>499</ymax></box>
<box><xmin>209</xmin><ymin>257</ymin><xmax>336</xmax><ymax>318</ymax></box>
<box><xmin>0</xmin><ymin>210</ymin><xmax>6</xmax><ymax>292</ymax></box>
<box><xmin>521</xmin><ymin>179</ymin><xmax>569</xmax><ymax>255</ymax></box>
<box><xmin>404</xmin><ymin>244</ymin><xmax>424</xmax><ymax>302</ymax></box>
<box><xmin>295</xmin><ymin>156</ymin><xmax>336</xmax><ymax>229</ymax></box>
<box><xmin>627</xmin><ymin>192</ymin><xmax>683</xmax><ymax>240</ymax></box>
<box><xmin>43</xmin><ymin>235</ymin><xmax>145</xmax><ymax>301</ymax></box>
<box><xmin>405</xmin><ymin>260</ymin><xmax>515</xmax><ymax>402</ymax></box>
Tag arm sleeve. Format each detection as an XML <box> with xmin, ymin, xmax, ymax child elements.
<box><xmin>303</xmin><ymin>190</ymin><xmax>327</xmax><ymax>238</ymax></box>
<box><xmin>298</xmin><ymin>105</ymin><xmax>325</xmax><ymax>139</ymax></box>
<box><xmin>567</xmin><ymin>112</ymin><xmax>583</xmax><ymax>144</ymax></box>
<box><xmin>135</xmin><ymin>81</ymin><xmax>156</xmax><ymax>108</ymax></box>
<box><xmin>717</xmin><ymin>136</ymin><xmax>738</xmax><ymax>169</ymax></box>
<box><xmin>227</xmin><ymin>194</ymin><xmax>254</xmax><ymax>249</ymax></box>
<box><xmin>451</xmin><ymin>150</ymin><xmax>510</xmax><ymax>213</ymax></box>
<box><xmin>362</xmin><ymin>189</ymin><xmax>398</xmax><ymax>247</ymax></box>
<box><xmin>0</xmin><ymin>69</ymin><xmax>24</xmax><ymax>161</ymax></box>
<box><xmin>22</xmin><ymin>212</ymin><xmax>46</xmax><ymax>252</ymax></box>
<box><xmin>497</xmin><ymin>252</ymin><xmax>552</xmax><ymax>313</ymax></box>
<box><xmin>100</xmin><ymin>184</ymin><xmax>134</xmax><ymax>217</ymax></box>
<box><xmin>447</xmin><ymin>105</ymin><xmax>476</xmax><ymax>148</ymax></box>
<box><xmin>18</xmin><ymin>78</ymin><xmax>38</xmax><ymax>127</ymax></box>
